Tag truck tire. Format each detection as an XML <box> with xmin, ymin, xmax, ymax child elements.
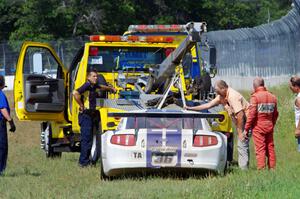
<box><xmin>90</xmin><ymin>123</ymin><xmax>101</xmax><ymax>164</ymax></box>
<box><xmin>41</xmin><ymin>122</ymin><xmax>62</xmax><ymax>158</ymax></box>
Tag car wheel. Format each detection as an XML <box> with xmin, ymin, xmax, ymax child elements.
<box><xmin>90</xmin><ymin>124</ymin><xmax>101</xmax><ymax>164</ymax></box>
<box><xmin>41</xmin><ymin>122</ymin><xmax>62</xmax><ymax>158</ymax></box>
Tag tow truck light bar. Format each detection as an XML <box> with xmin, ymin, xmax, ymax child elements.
<box><xmin>128</xmin><ymin>24</ymin><xmax>186</xmax><ymax>32</ymax></box>
<box><xmin>127</xmin><ymin>23</ymin><xmax>207</xmax><ymax>33</ymax></box>
<box><xmin>89</xmin><ymin>35</ymin><xmax>175</xmax><ymax>43</ymax></box>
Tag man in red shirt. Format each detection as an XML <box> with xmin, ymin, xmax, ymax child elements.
<box><xmin>245</xmin><ymin>77</ymin><xmax>279</xmax><ymax>170</ymax></box>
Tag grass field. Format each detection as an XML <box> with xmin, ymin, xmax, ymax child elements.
<box><xmin>1</xmin><ymin>85</ymin><xmax>300</xmax><ymax>199</ymax></box>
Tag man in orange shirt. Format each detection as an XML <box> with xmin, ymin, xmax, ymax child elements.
<box><xmin>186</xmin><ymin>80</ymin><xmax>250</xmax><ymax>169</ymax></box>
<box><xmin>245</xmin><ymin>77</ymin><xmax>278</xmax><ymax>170</ymax></box>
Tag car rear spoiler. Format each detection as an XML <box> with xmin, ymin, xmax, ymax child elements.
<box><xmin>108</xmin><ymin>111</ymin><xmax>224</xmax><ymax>120</ymax></box>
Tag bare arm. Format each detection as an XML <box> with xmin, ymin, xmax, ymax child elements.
<box><xmin>100</xmin><ymin>85</ymin><xmax>116</xmax><ymax>93</ymax></box>
<box><xmin>186</xmin><ymin>97</ymin><xmax>220</xmax><ymax>111</ymax></box>
<box><xmin>236</xmin><ymin>110</ymin><xmax>246</xmax><ymax>140</ymax></box>
<box><xmin>0</xmin><ymin>108</ymin><xmax>12</xmax><ymax>121</ymax></box>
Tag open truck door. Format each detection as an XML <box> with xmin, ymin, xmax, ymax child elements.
<box><xmin>14</xmin><ymin>42</ymin><xmax>67</xmax><ymax>121</ymax></box>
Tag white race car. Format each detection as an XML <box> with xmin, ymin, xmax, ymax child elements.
<box><xmin>101</xmin><ymin>109</ymin><xmax>227</xmax><ymax>179</ymax></box>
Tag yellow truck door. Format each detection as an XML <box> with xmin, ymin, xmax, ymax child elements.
<box><xmin>14</xmin><ymin>42</ymin><xmax>68</xmax><ymax>121</ymax></box>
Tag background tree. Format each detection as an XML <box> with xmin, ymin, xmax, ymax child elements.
<box><xmin>3</xmin><ymin>0</ymin><xmax>292</xmax><ymax>46</ymax></box>
<box><xmin>0</xmin><ymin>0</ymin><xmax>23</xmax><ymax>40</ymax></box>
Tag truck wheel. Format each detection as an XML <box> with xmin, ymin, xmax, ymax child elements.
<box><xmin>90</xmin><ymin>124</ymin><xmax>101</xmax><ymax>164</ymax></box>
<box><xmin>41</xmin><ymin>122</ymin><xmax>62</xmax><ymax>158</ymax></box>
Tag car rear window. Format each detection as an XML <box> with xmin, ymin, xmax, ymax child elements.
<box><xmin>125</xmin><ymin>117</ymin><xmax>203</xmax><ymax>130</ymax></box>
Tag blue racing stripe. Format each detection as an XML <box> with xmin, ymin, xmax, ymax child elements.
<box><xmin>146</xmin><ymin>129</ymin><xmax>182</xmax><ymax>168</ymax></box>
<box><xmin>166</xmin><ymin>130</ymin><xmax>182</xmax><ymax>167</ymax></box>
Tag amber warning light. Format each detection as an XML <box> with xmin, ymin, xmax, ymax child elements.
<box><xmin>89</xmin><ymin>35</ymin><xmax>174</xmax><ymax>43</ymax></box>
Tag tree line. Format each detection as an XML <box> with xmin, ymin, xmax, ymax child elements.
<box><xmin>0</xmin><ymin>0</ymin><xmax>292</xmax><ymax>45</ymax></box>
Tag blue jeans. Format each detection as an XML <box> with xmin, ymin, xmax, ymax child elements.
<box><xmin>78</xmin><ymin>113</ymin><xmax>93</xmax><ymax>166</ymax></box>
<box><xmin>0</xmin><ymin>120</ymin><xmax>7</xmax><ymax>174</ymax></box>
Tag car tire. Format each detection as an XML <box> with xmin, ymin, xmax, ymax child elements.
<box><xmin>90</xmin><ymin>123</ymin><xmax>102</xmax><ymax>164</ymax></box>
<box><xmin>41</xmin><ymin>122</ymin><xmax>62</xmax><ymax>158</ymax></box>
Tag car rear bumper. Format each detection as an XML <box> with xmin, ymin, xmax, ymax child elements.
<box><xmin>102</xmin><ymin>144</ymin><xmax>226</xmax><ymax>176</ymax></box>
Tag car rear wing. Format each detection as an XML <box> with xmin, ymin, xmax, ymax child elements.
<box><xmin>108</xmin><ymin>111</ymin><xmax>224</xmax><ymax>120</ymax></box>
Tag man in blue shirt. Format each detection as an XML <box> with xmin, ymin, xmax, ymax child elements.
<box><xmin>0</xmin><ymin>75</ymin><xmax>16</xmax><ymax>175</ymax></box>
<box><xmin>73</xmin><ymin>69</ymin><xmax>116</xmax><ymax>167</ymax></box>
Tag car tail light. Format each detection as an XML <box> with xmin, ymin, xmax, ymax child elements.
<box><xmin>193</xmin><ymin>135</ymin><xmax>218</xmax><ymax>147</ymax></box>
<box><xmin>111</xmin><ymin>134</ymin><xmax>136</xmax><ymax>146</ymax></box>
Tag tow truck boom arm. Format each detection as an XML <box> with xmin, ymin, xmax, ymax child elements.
<box><xmin>144</xmin><ymin>22</ymin><xmax>206</xmax><ymax>93</ymax></box>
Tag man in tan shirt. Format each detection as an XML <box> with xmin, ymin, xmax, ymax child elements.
<box><xmin>185</xmin><ymin>80</ymin><xmax>250</xmax><ymax>169</ymax></box>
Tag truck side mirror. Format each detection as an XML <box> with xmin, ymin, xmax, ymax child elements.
<box><xmin>33</xmin><ymin>52</ymin><xmax>43</xmax><ymax>74</ymax></box>
<box><xmin>209</xmin><ymin>46</ymin><xmax>217</xmax><ymax>67</ymax></box>
<box><xmin>209</xmin><ymin>45</ymin><xmax>216</xmax><ymax>68</ymax></box>
<box><xmin>207</xmin><ymin>44</ymin><xmax>217</xmax><ymax>77</ymax></box>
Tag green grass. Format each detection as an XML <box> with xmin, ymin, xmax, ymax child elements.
<box><xmin>1</xmin><ymin>85</ymin><xmax>300</xmax><ymax>199</ymax></box>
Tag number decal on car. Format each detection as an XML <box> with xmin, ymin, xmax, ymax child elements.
<box><xmin>151</xmin><ymin>153</ymin><xmax>177</xmax><ymax>166</ymax></box>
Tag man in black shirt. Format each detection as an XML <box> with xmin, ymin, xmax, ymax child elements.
<box><xmin>73</xmin><ymin>69</ymin><xmax>116</xmax><ymax>167</ymax></box>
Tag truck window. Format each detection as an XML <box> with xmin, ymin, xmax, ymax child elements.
<box><xmin>88</xmin><ymin>47</ymin><xmax>167</xmax><ymax>72</ymax></box>
<box><xmin>24</xmin><ymin>47</ymin><xmax>61</xmax><ymax>78</ymax></box>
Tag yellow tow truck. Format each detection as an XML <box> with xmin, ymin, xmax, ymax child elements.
<box><xmin>14</xmin><ymin>22</ymin><xmax>232</xmax><ymax>162</ymax></box>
